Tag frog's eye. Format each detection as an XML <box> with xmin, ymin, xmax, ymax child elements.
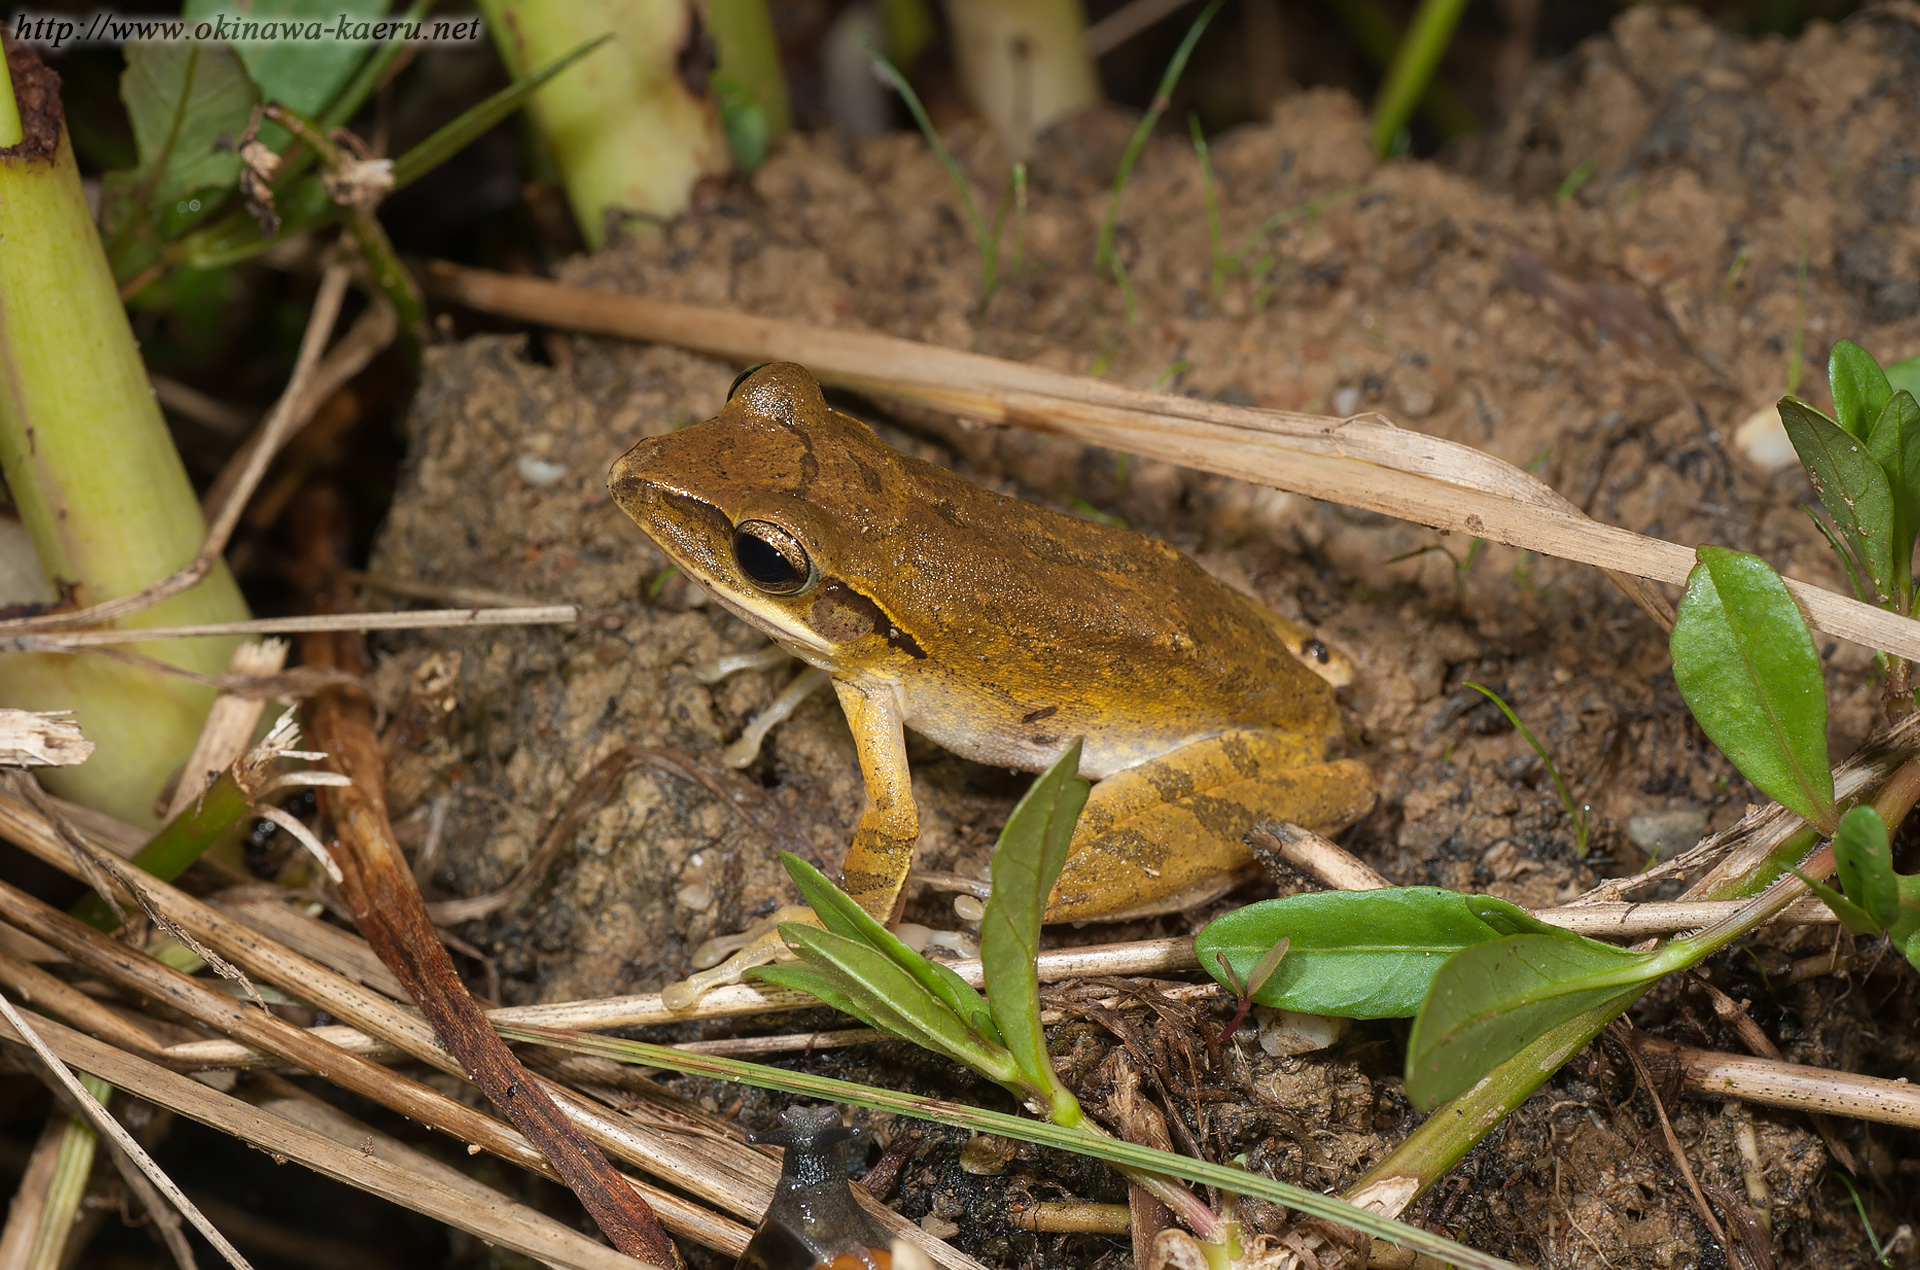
<box><xmin>728</xmin><ymin>363</ymin><xmax>772</xmax><ymax>400</ymax></box>
<box><xmin>732</xmin><ymin>520</ymin><xmax>815</xmax><ymax>595</ymax></box>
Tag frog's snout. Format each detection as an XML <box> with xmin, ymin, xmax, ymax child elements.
<box><xmin>607</xmin><ymin>440</ymin><xmax>665</xmax><ymax>514</ymax></box>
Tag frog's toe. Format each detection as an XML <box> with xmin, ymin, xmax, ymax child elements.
<box><xmin>663</xmin><ymin>906</ymin><xmax>819</xmax><ymax>1010</ymax></box>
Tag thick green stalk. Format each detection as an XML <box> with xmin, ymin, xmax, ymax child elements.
<box><xmin>478</xmin><ymin>0</ymin><xmax>729</xmax><ymax>246</ymax></box>
<box><xmin>72</xmin><ymin>771</ymin><xmax>252</xmax><ymax>930</ymax></box>
<box><xmin>1368</xmin><ymin>0</ymin><xmax>1470</xmax><ymax>157</ymax></box>
<box><xmin>0</xmin><ymin>43</ymin><xmax>246</xmax><ymax>826</ymax></box>
<box><xmin>0</xmin><ymin>50</ymin><xmax>20</xmax><ymax>148</ymax></box>
<box><xmin>942</xmin><ymin>0</ymin><xmax>1100</xmax><ymax>157</ymax></box>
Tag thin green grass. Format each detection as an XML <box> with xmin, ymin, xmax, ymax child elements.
<box><xmin>1465</xmin><ymin>682</ymin><xmax>1591</xmax><ymax>857</ymax></box>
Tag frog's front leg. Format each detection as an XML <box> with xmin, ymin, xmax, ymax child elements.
<box><xmin>660</xmin><ymin>678</ymin><xmax>920</xmax><ymax>1010</ymax></box>
<box><xmin>1043</xmin><ymin>729</ymin><xmax>1374</xmax><ymax>923</ymax></box>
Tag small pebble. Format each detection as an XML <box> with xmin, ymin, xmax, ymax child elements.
<box><xmin>517</xmin><ymin>455</ymin><xmax>569</xmax><ymax>486</ymax></box>
<box><xmin>1256</xmin><ymin>1007</ymin><xmax>1349</xmax><ymax>1057</ymax></box>
<box><xmin>1733</xmin><ymin>403</ymin><xmax>1797</xmax><ymax>472</ymax></box>
<box><xmin>919</xmin><ymin>1216</ymin><xmax>960</xmax><ymax>1239</ymax></box>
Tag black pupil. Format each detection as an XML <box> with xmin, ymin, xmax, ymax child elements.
<box><xmin>735</xmin><ymin>531</ymin><xmax>801</xmax><ymax>588</ymax></box>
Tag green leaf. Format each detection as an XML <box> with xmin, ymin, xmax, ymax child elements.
<box><xmin>1804</xmin><ymin>506</ymin><xmax>1871</xmax><ymax>605</ymax></box>
<box><xmin>750</xmin><ymin>962</ymin><xmax>889</xmax><ymax>1031</ymax></box>
<box><xmin>1830</xmin><ymin>340</ymin><xmax>1893</xmax><ymax>441</ymax></box>
<box><xmin>390</xmin><ymin>35</ymin><xmax>610</xmax><ymax>191</ymax></box>
<box><xmin>1670</xmin><ymin>547</ymin><xmax>1835</xmax><ymax>831</ymax></box>
<box><xmin>1888</xmin><ymin>356</ymin><xmax>1920</xmax><ymax>403</ymax></box>
<box><xmin>1834</xmin><ymin>805</ymin><xmax>1899</xmax><ymax>930</ymax></box>
<box><xmin>119</xmin><ymin>40</ymin><xmax>259</xmax><ymax>210</ymax></box>
<box><xmin>1868</xmin><ymin>390</ymin><xmax>1920</xmax><ymax>600</ymax></box>
<box><xmin>777</xmin><ymin>925</ymin><xmax>1022</xmax><ymax>1085</ymax></box>
<box><xmin>1197</xmin><ymin>888</ymin><xmax>1510</xmax><ymax>1019</ymax></box>
<box><xmin>778</xmin><ymin>852</ymin><xmax>1000</xmax><ymax>1047</ymax></box>
<box><xmin>183</xmin><ymin>0</ymin><xmax>387</xmax><ymax>120</ymax></box>
<box><xmin>1778</xmin><ymin>397</ymin><xmax>1895</xmax><ymax>602</ymax></box>
<box><xmin>1406</xmin><ymin>932</ymin><xmax>1657</xmax><ymax>1109</ymax></box>
<box><xmin>980</xmin><ymin>742</ymin><xmax>1090</xmax><ymax>1117</ymax></box>
<box><xmin>1788</xmin><ymin>867</ymin><xmax>1881</xmax><ymax>936</ymax></box>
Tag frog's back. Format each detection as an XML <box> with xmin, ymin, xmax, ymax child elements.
<box><xmin>851</xmin><ymin>445</ymin><xmax>1342</xmax><ymax>776</ymax></box>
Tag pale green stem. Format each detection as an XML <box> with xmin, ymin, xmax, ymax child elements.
<box><xmin>941</xmin><ymin>0</ymin><xmax>1099</xmax><ymax>158</ymax></box>
<box><xmin>23</xmin><ymin>1074</ymin><xmax>112</xmax><ymax>1270</ymax></box>
<box><xmin>0</xmin><ymin>53</ymin><xmax>247</xmax><ymax>826</ymax></box>
<box><xmin>477</xmin><ymin>0</ymin><xmax>728</xmax><ymax>246</ymax></box>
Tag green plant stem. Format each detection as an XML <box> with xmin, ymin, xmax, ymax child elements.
<box><xmin>1354</xmin><ymin>749</ymin><xmax>1920</xmax><ymax>1216</ymax></box>
<box><xmin>71</xmin><ymin>771</ymin><xmax>253</xmax><ymax>930</ymax></box>
<box><xmin>943</xmin><ymin>0</ymin><xmax>1100</xmax><ymax>156</ymax></box>
<box><xmin>708</xmin><ymin>0</ymin><xmax>791</xmax><ymax>155</ymax></box>
<box><xmin>0</xmin><ymin>47</ymin><xmax>247</xmax><ymax>826</ymax></box>
<box><xmin>498</xmin><ymin>1024</ymin><xmax>1519</xmax><ymax>1270</ymax></box>
<box><xmin>24</xmin><ymin>1074</ymin><xmax>112</xmax><ymax>1270</ymax></box>
<box><xmin>478</xmin><ymin>0</ymin><xmax>728</xmax><ymax>246</ymax></box>
<box><xmin>1367</xmin><ymin>0</ymin><xmax>1470</xmax><ymax>158</ymax></box>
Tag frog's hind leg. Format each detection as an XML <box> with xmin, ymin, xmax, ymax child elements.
<box><xmin>1043</xmin><ymin>730</ymin><xmax>1373</xmax><ymax>923</ymax></box>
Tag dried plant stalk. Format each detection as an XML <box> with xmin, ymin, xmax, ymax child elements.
<box><xmin>0</xmin><ymin>1009</ymin><xmax>656</xmax><ymax>1270</ymax></box>
<box><xmin>425</xmin><ymin>264</ymin><xmax>1920</xmax><ymax>662</ymax></box>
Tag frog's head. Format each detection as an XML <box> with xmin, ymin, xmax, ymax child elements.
<box><xmin>609</xmin><ymin>362</ymin><xmax>926</xmax><ymax>666</ymax></box>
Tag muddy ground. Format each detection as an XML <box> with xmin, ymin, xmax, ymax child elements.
<box><xmin>363</xmin><ymin>8</ymin><xmax>1920</xmax><ymax>1267</ymax></box>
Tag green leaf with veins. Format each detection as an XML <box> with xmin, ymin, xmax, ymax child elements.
<box><xmin>1406</xmin><ymin>930</ymin><xmax>1656</xmax><ymax>1109</ymax></box>
<box><xmin>778</xmin><ymin>852</ymin><xmax>1000</xmax><ymax>1047</ymax></box>
<box><xmin>980</xmin><ymin>741</ymin><xmax>1089</xmax><ymax>1121</ymax></box>
<box><xmin>1670</xmin><ymin>547</ymin><xmax>1835</xmax><ymax>832</ymax></box>
<box><xmin>1197</xmin><ymin>887</ymin><xmax>1509</xmax><ymax>1019</ymax></box>
<box><xmin>1830</xmin><ymin>339</ymin><xmax>1894</xmax><ymax>441</ymax></box>
<box><xmin>1778</xmin><ymin>397</ymin><xmax>1895</xmax><ymax>603</ymax></box>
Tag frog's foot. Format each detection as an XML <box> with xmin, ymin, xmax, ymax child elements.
<box><xmin>662</xmin><ymin>904</ymin><xmax>819</xmax><ymax>1010</ymax></box>
<box><xmin>721</xmin><ymin>666</ymin><xmax>831</xmax><ymax>768</ymax></box>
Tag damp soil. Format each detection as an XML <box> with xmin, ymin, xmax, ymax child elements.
<box><xmin>366</xmin><ymin>9</ymin><xmax>1920</xmax><ymax>1267</ymax></box>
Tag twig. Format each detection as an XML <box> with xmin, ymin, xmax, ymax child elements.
<box><xmin>1633</xmin><ymin>1032</ymin><xmax>1920</xmax><ymax>1132</ymax></box>
<box><xmin>1083</xmin><ymin>0</ymin><xmax>1200</xmax><ymax>56</ymax></box>
<box><xmin>0</xmin><ymin>992</ymin><xmax>256</xmax><ymax>1269</ymax></box>
<box><xmin>1692</xmin><ymin>976</ymin><xmax>1856</xmax><ymax>1172</ymax></box>
<box><xmin>2</xmin><ymin>605</ymin><xmax>578</xmax><ymax>650</ymax></box>
<box><xmin>166</xmin><ymin>640</ymin><xmax>287</xmax><ymax>820</ymax></box>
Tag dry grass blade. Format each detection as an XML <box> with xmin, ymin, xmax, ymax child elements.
<box><xmin>0</xmin><ymin>1010</ymin><xmax>655</xmax><ymax>1270</ymax></box>
<box><xmin>427</xmin><ymin>263</ymin><xmax>1920</xmax><ymax>662</ymax></box>
<box><xmin>0</xmin><ymin>992</ymin><xmax>256</xmax><ymax>1268</ymax></box>
<box><xmin>165</xmin><ymin>640</ymin><xmax>287</xmax><ymax>820</ymax></box>
<box><xmin>0</xmin><ymin>711</ymin><xmax>93</xmax><ymax>768</ymax></box>
<box><xmin>1634</xmin><ymin>1033</ymin><xmax>1920</xmax><ymax>1131</ymax></box>
<box><xmin>3</xmin><ymin>605</ymin><xmax>578</xmax><ymax>650</ymax></box>
<box><xmin>0</xmin><ymin>790</ymin><xmax>753</xmax><ymax>1253</ymax></box>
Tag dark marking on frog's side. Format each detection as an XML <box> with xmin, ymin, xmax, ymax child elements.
<box><xmin>809</xmin><ymin>581</ymin><xmax>927</xmax><ymax>658</ymax></box>
<box><xmin>1301</xmin><ymin>636</ymin><xmax>1330</xmax><ymax>664</ymax></box>
<box><xmin>1021</xmin><ymin>705</ymin><xmax>1059</xmax><ymax>724</ymax></box>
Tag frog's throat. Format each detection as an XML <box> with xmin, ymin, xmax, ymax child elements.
<box><xmin>700</xmin><ymin>583</ymin><xmax>837</xmax><ymax>664</ymax></box>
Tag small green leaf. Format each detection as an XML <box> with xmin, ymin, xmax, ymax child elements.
<box><xmin>1406</xmin><ymin>932</ymin><xmax>1657</xmax><ymax>1109</ymax></box>
<box><xmin>778</xmin><ymin>924</ymin><xmax>1022</xmax><ymax>1085</ymax></box>
<box><xmin>1834</xmin><ymin>805</ymin><xmax>1899</xmax><ymax>930</ymax></box>
<box><xmin>1778</xmin><ymin>397</ymin><xmax>1895</xmax><ymax>602</ymax></box>
<box><xmin>981</xmin><ymin>742</ymin><xmax>1090</xmax><ymax>1117</ymax></box>
<box><xmin>1887</xmin><ymin>356</ymin><xmax>1920</xmax><ymax>403</ymax></box>
<box><xmin>119</xmin><ymin>40</ymin><xmax>259</xmax><ymax>209</ymax></box>
<box><xmin>779</xmin><ymin>852</ymin><xmax>1000</xmax><ymax>1046</ymax></box>
<box><xmin>1830</xmin><ymin>340</ymin><xmax>1894</xmax><ymax>441</ymax></box>
<box><xmin>1789</xmin><ymin>867</ymin><xmax>1881</xmax><ymax>936</ymax></box>
<box><xmin>750</xmin><ymin>962</ymin><xmax>888</xmax><ymax>1030</ymax></box>
<box><xmin>1197</xmin><ymin>888</ymin><xmax>1510</xmax><ymax>1019</ymax></box>
<box><xmin>184</xmin><ymin>0</ymin><xmax>386</xmax><ymax>121</ymax></box>
<box><xmin>1670</xmin><ymin>547</ymin><xmax>1835</xmax><ymax>831</ymax></box>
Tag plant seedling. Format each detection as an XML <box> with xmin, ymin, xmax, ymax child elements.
<box><xmin>1792</xmin><ymin>805</ymin><xmax>1920</xmax><ymax>972</ymax></box>
<box><xmin>1464</xmin><ymin>682</ymin><xmax>1590</xmax><ymax>857</ymax></box>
